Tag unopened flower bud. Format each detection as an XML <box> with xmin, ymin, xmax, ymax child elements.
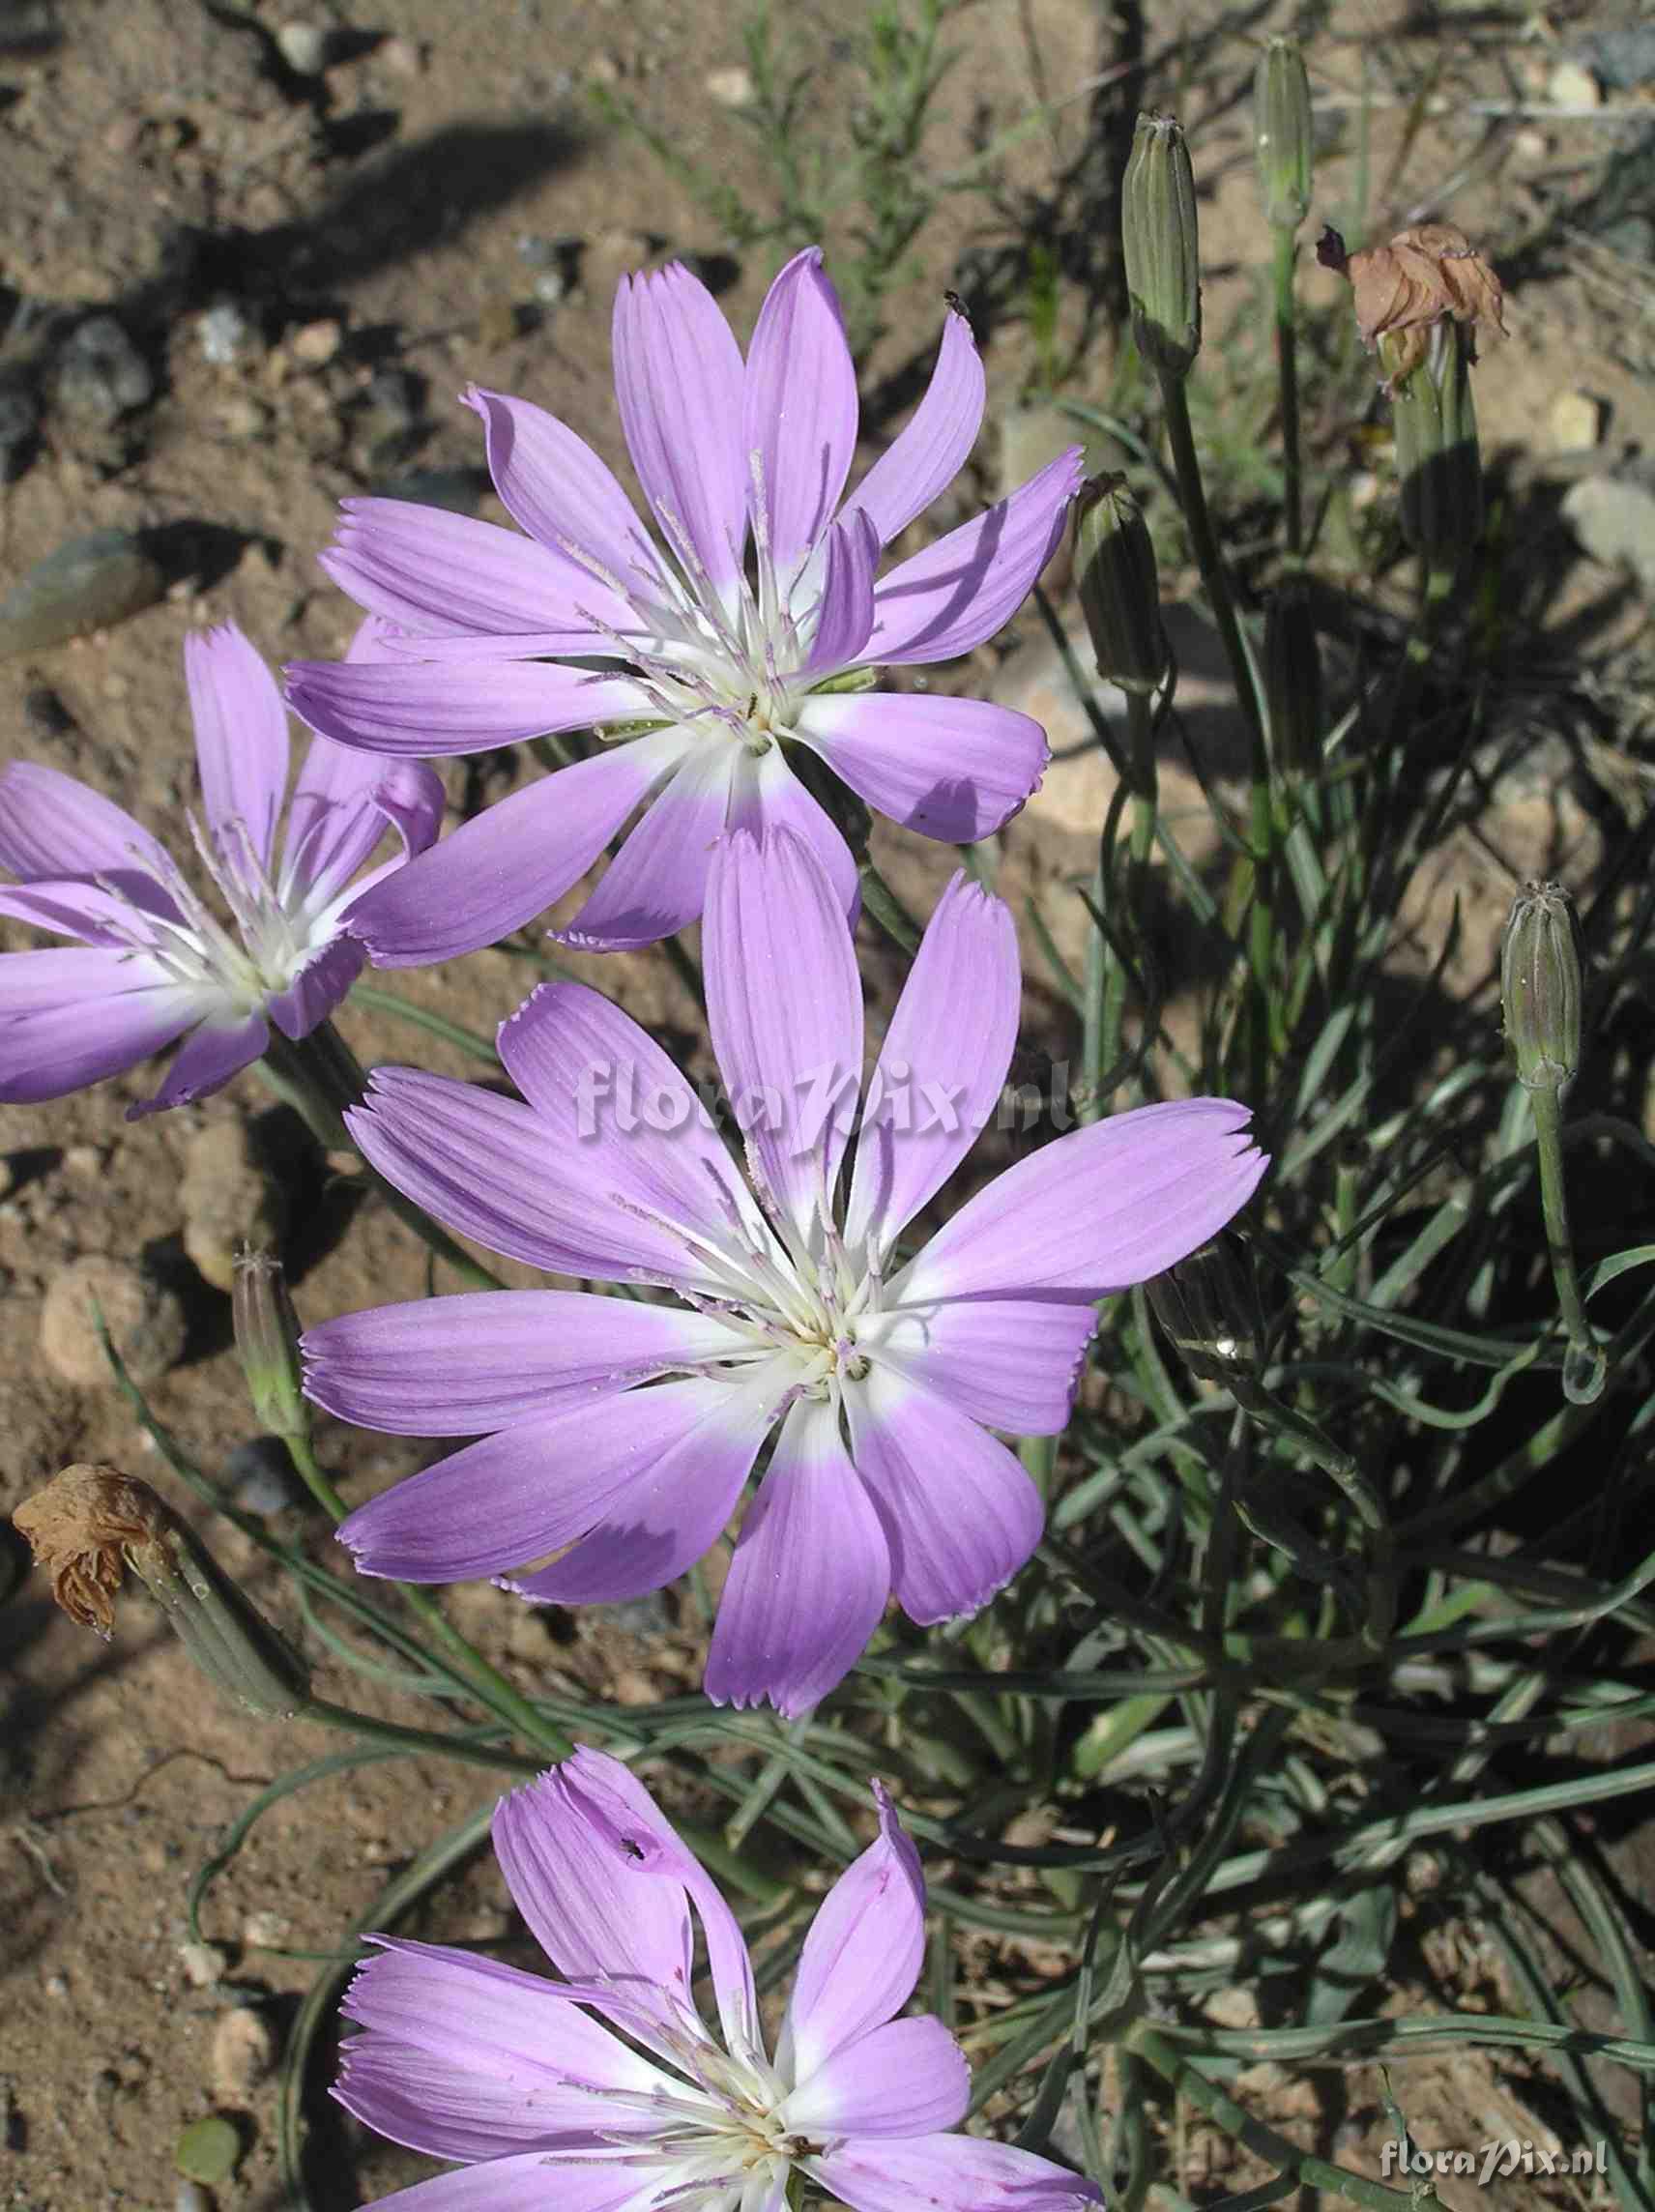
<box><xmin>1501</xmin><ymin>881</ymin><xmax>1583</xmax><ymax>1093</ymax></box>
<box><xmin>1146</xmin><ymin>1236</ymin><xmax>1266</xmax><ymax>1386</ymax></box>
<box><xmin>233</xmin><ymin>1248</ymin><xmax>308</xmax><ymax>1441</ymax></box>
<box><xmin>1122</xmin><ymin>112</ymin><xmax>1202</xmax><ymax>381</ymax></box>
<box><xmin>1263</xmin><ymin>575</ymin><xmax>1323</xmax><ymax>778</ymax></box>
<box><xmin>1074</xmin><ymin>473</ymin><xmax>1169</xmax><ymax>697</ymax></box>
<box><xmin>1254</xmin><ymin>38</ymin><xmax>1313</xmax><ymax>231</ymax></box>
<box><xmin>13</xmin><ymin>1465</ymin><xmax>310</xmax><ymax>1716</ymax></box>
<box><xmin>1386</xmin><ymin>321</ymin><xmax>1482</xmax><ymax>567</ymax></box>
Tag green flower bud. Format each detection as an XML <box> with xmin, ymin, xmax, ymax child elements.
<box><xmin>1122</xmin><ymin>111</ymin><xmax>1202</xmax><ymax>381</ymax></box>
<box><xmin>233</xmin><ymin>1248</ymin><xmax>308</xmax><ymax>1442</ymax></box>
<box><xmin>1254</xmin><ymin>38</ymin><xmax>1313</xmax><ymax>231</ymax></box>
<box><xmin>1386</xmin><ymin>321</ymin><xmax>1482</xmax><ymax>568</ymax></box>
<box><xmin>1501</xmin><ymin>880</ymin><xmax>1583</xmax><ymax>1094</ymax></box>
<box><xmin>14</xmin><ymin>1465</ymin><xmax>311</xmax><ymax>1716</ymax></box>
<box><xmin>1146</xmin><ymin>1235</ymin><xmax>1266</xmax><ymax>1386</ymax></box>
<box><xmin>1263</xmin><ymin>574</ymin><xmax>1323</xmax><ymax>778</ymax></box>
<box><xmin>1074</xmin><ymin>473</ymin><xmax>1168</xmax><ymax>697</ymax></box>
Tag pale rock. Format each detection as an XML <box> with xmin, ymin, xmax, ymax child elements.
<box><xmin>290</xmin><ymin>317</ymin><xmax>342</xmax><ymax>367</ymax></box>
<box><xmin>1547</xmin><ymin>57</ymin><xmax>1601</xmax><ymax>108</ymax></box>
<box><xmin>177</xmin><ymin>1940</ymin><xmax>226</xmax><ymax>1989</ymax></box>
<box><xmin>276</xmin><ymin>20</ymin><xmax>330</xmax><ymax>74</ymax></box>
<box><xmin>1561</xmin><ymin>475</ymin><xmax>1655</xmax><ymax>592</ymax></box>
<box><xmin>1548</xmin><ymin>390</ymin><xmax>1604</xmax><ymax>452</ymax></box>
<box><xmin>705</xmin><ymin>64</ymin><xmax>755</xmax><ymax>107</ymax></box>
<box><xmin>40</xmin><ymin>1257</ymin><xmax>188</xmax><ymax>1386</ymax></box>
<box><xmin>210</xmin><ymin>2007</ymin><xmax>276</xmax><ymax>2103</ymax></box>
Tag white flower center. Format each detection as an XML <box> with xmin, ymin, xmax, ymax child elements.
<box><xmin>98</xmin><ymin>816</ymin><xmax>336</xmax><ymax>1017</ymax></box>
<box><xmin>567</xmin><ymin>453</ymin><xmax>847</xmax><ymax>760</ymax></box>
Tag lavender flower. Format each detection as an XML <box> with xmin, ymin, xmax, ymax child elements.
<box><xmin>0</xmin><ymin>624</ymin><xmax>441</xmax><ymax>1116</ymax></box>
<box><xmin>285</xmin><ymin>247</ymin><xmax>1082</xmax><ymax>963</ymax></box>
<box><xmin>305</xmin><ymin>830</ymin><xmax>1266</xmax><ymax>1715</ymax></box>
<box><xmin>335</xmin><ymin>1747</ymin><xmax>1102</xmax><ymax>2209</ymax></box>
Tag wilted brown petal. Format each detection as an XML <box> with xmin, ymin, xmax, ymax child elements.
<box><xmin>1344</xmin><ymin>221</ymin><xmax>1505</xmax><ymax>356</ymax></box>
<box><xmin>12</xmin><ymin>1464</ymin><xmax>162</xmax><ymax>1637</ymax></box>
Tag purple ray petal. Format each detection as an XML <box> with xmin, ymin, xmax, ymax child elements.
<box><xmin>796</xmin><ymin>690</ymin><xmax>1049</xmax><ymax>844</ymax></box>
<box><xmin>801</xmin><ymin>509</ymin><xmax>880</xmax><ymax>676</ymax></box>
<box><xmin>304</xmin><ymin>1290</ymin><xmax>741</xmax><ymax>1435</ymax></box>
<box><xmin>127</xmin><ymin>1010</ymin><xmax>269</xmax><ymax>1120</ymax></box>
<box><xmin>0</xmin><ymin>878</ymin><xmax>174</xmax><ymax>946</ymax></box>
<box><xmin>0</xmin><ymin>981</ymin><xmax>200</xmax><ymax>1104</ymax></box>
<box><xmin>783</xmin><ymin>2015</ymin><xmax>969</xmax><ymax>2139</ymax></box>
<box><xmin>285</xmin><ymin>656</ymin><xmax>658</xmax><ymax>758</ymax></box>
<box><xmin>464</xmin><ymin>386</ymin><xmax>667</xmax><ymax>606</ymax></box>
<box><xmin>347</xmin><ymin>1062</ymin><xmax>718</xmax><ymax>1287</ymax></box>
<box><xmin>266</xmin><ymin>934</ymin><xmax>364</xmax><ymax>1039</ymax></box>
<box><xmin>556</xmin><ymin>742</ymin><xmax>737</xmax><ymax>951</ymax></box>
<box><xmin>897</xmin><ymin>1098</ymin><xmax>1268</xmax><ymax>1305</ymax></box>
<box><xmin>184</xmin><ymin>625</ymin><xmax>291</xmax><ymax>869</ymax></box>
<box><xmin>613</xmin><ymin>261</ymin><xmax>747</xmax><ymax>602</ymax></box>
<box><xmin>332</xmin><ymin>2154</ymin><xmax>655</xmax><ymax>2212</ymax></box>
<box><xmin>321</xmin><ymin>495</ymin><xmax>641</xmax><ymax>646</ymax></box>
<box><xmin>702</xmin><ymin>829</ymin><xmax>863</xmax><ymax>1242</ymax></box>
<box><xmin>705</xmin><ymin>1396</ymin><xmax>890</xmax><ymax>1718</ymax></box>
<box><xmin>812</xmin><ymin>2132</ymin><xmax>1102</xmax><ymax>2211</ymax></box>
<box><xmin>282</xmin><ymin>734</ymin><xmax>446</xmax><ymax>909</ymax></box>
<box><xmin>843</xmin><ymin>870</ymin><xmax>1019</xmax><ymax>1257</ymax></box>
<box><xmin>866</xmin><ymin>447</ymin><xmax>1084</xmax><ymax>665</ymax></box>
<box><xmin>0</xmin><ymin>944</ymin><xmax>170</xmax><ymax>1013</ymax></box>
<box><xmin>492</xmin><ymin>1752</ymin><xmax>694</xmax><ymax>2052</ymax></box>
<box><xmin>335</xmin><ymin>1376</ymin><xmax>741</xmax><ymax>1582</ymax></box>
<box><xmin>742</xmin><ymin>246</ymin><xmax>858</xmax><ymax>577</ymax></box>
<box><xmin>846</xmin><ymin>1367</ymin><xmax>1043</xmax><ymax>1624</ymax></box>
<box><xmin>541</xmin><ymin>1748</ymin><xmax>762</xmax><ymax>2061</ymax></box>
<box><xmin>343</xmin><ymin>732</ymin><xmax>688</xmax><ymax>965</ymax></box>
<box><xmin>336</xmin><ymin>1937</ymin><xmax>670</xmax><ymax>2161</ymax></box>
<box><xmin>506</xmin><ymin>1364</ymin><xmax>782</xmax><ymax>1603</ymax></box>
<box><xmin>842</xmin><ymin>306</ymin><xmax>985</xmax><ymax>545</ymax></box>
<box><xmin>497</xmin><ymin>979</ymin><xmax>765</xmax><ymax>1279</ymax></box>
<box><xmin>873</xmin><ymin>1295</ymin><xmax>1097</xmax><ymax>1435</ymax></box>
<box><xmin>775</xmin><ymin>1781</ymin><xmax>925</xmax><ymax>2085</ymax></box>
<box><xmin>0</xmin><ymin>761</ymin><xmax>176</xmax><ymax>897</ymax></box>
<box><xmin>727</xmin><ymin>743</ymin><xmax>859</xmax><ymax>924</ymax></box>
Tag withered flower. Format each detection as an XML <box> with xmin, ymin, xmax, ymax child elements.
<box><xmin>13</xmin><ymin>1463</ymin><xmax>310</xmax><ymax>1714</ymax></box>
<box><xmin>1321</xmin><ymin>221</ymin><xmax>1506</xmax><ymax>388</ymax></box>
<box><xmin>14</xmin><ymin>1462</ymin><xmax>149</xmax><ymax>1635</ymax></box>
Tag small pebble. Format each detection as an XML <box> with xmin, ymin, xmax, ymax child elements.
<box><xmin>210</xmin><ymin>2006</ymin><xmax>276</xmax><ymax>2103</ymax></box>
<box><xmin>39</xmin><ymin>1256</ymin><xmax>189</xmax><ymax>1387</ymax></box>
<box><xmin>242</xmin><ymin>1909</ymin><xmax>288</xmax><ymax>1948</ymax></box>
<box><xmin>177</xmin><ymin>1941</ymin><xmax>226</xmax><ymax>1990</ymax></box>
<box><xmin>227</xmin><ymin>1437</ymin><xmax>303</xmax><ymax>1515</ymax></box>
<box><xmin>198</xmin><ymin>302</ymin><xmax>254</xmax><ymax>366</ymax></box>
<box><xmin>1548</xmin><ymin>56</ymin><xmax>1601</xmax><ymax>107</ymax></box>
<box><xmin>54</xmin><ymin>314</ymin><xmax>153</xmax><ymax>425</ymax></box>
<box><xmin>290</xmin><ymin>316</ymin><xmax>341</xmax><ymax>367</ymax></box>
<box><xmin>1548</xmin><ymin>389</ymin><xmax>1605</xmax><ymax>452</ymax></box>
<box><xmin>276</xmin><ymin>18</ymin><xmax>329</xmax><ymax>73</ymax></box>
<box><xmin>705</xmin><ymin>64</ymin><xmax>755</xmax><ymax>107</ymax></box>
<box><xmin>0</xmin><ymin>528</ymin><xmax>165</xmax><ymax>657</ymax></box>
<box><xmin>176</xmin><ymin>2183</ymin><xmax>213</xmax><ymax>2212</ymax></box>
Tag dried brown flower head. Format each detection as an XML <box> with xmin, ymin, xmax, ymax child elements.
<box><xmin>1321</xmin><ymin>221</ymin><xmax>1506</xmax><ymax>387</ymax></box>
<box><xmin>13</xmin><ymin>1463</ymin><xmax>159</xmax><ymax>1636</ymax></box>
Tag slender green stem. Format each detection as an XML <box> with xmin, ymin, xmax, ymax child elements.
<box><xmin>1156</xmin><ymin>370</ymin><xmax>1264</xmax><ymax>762</ymax></box>
<box><xmin>305</xmin><ymin>1696</ymin><xmax>543</xmax><ymax>1777</ymax></box>
<box><xmin>857</xmin><ymin>856</ymin><xmax>921</xmax><ymax>954</ymax></box>
<box><xmin>282</xmin><ymin>1430</ymin><xmax>574</xmax><ymax>1761</ymax></box>
<box><xmin>1529</xmin><ymin>1086</ymin><xmax>1608</xmax><ymax>1403</ymax></box>
<box><xmin>1156</xmin><ymin>370</ymin><xmax>1273</xmax><ymax>1096</ymax></box>
<box><xmin>1272</xmin><ymin>227</ymin><xmax>1302</xmax><ymax>558</ymax></box>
